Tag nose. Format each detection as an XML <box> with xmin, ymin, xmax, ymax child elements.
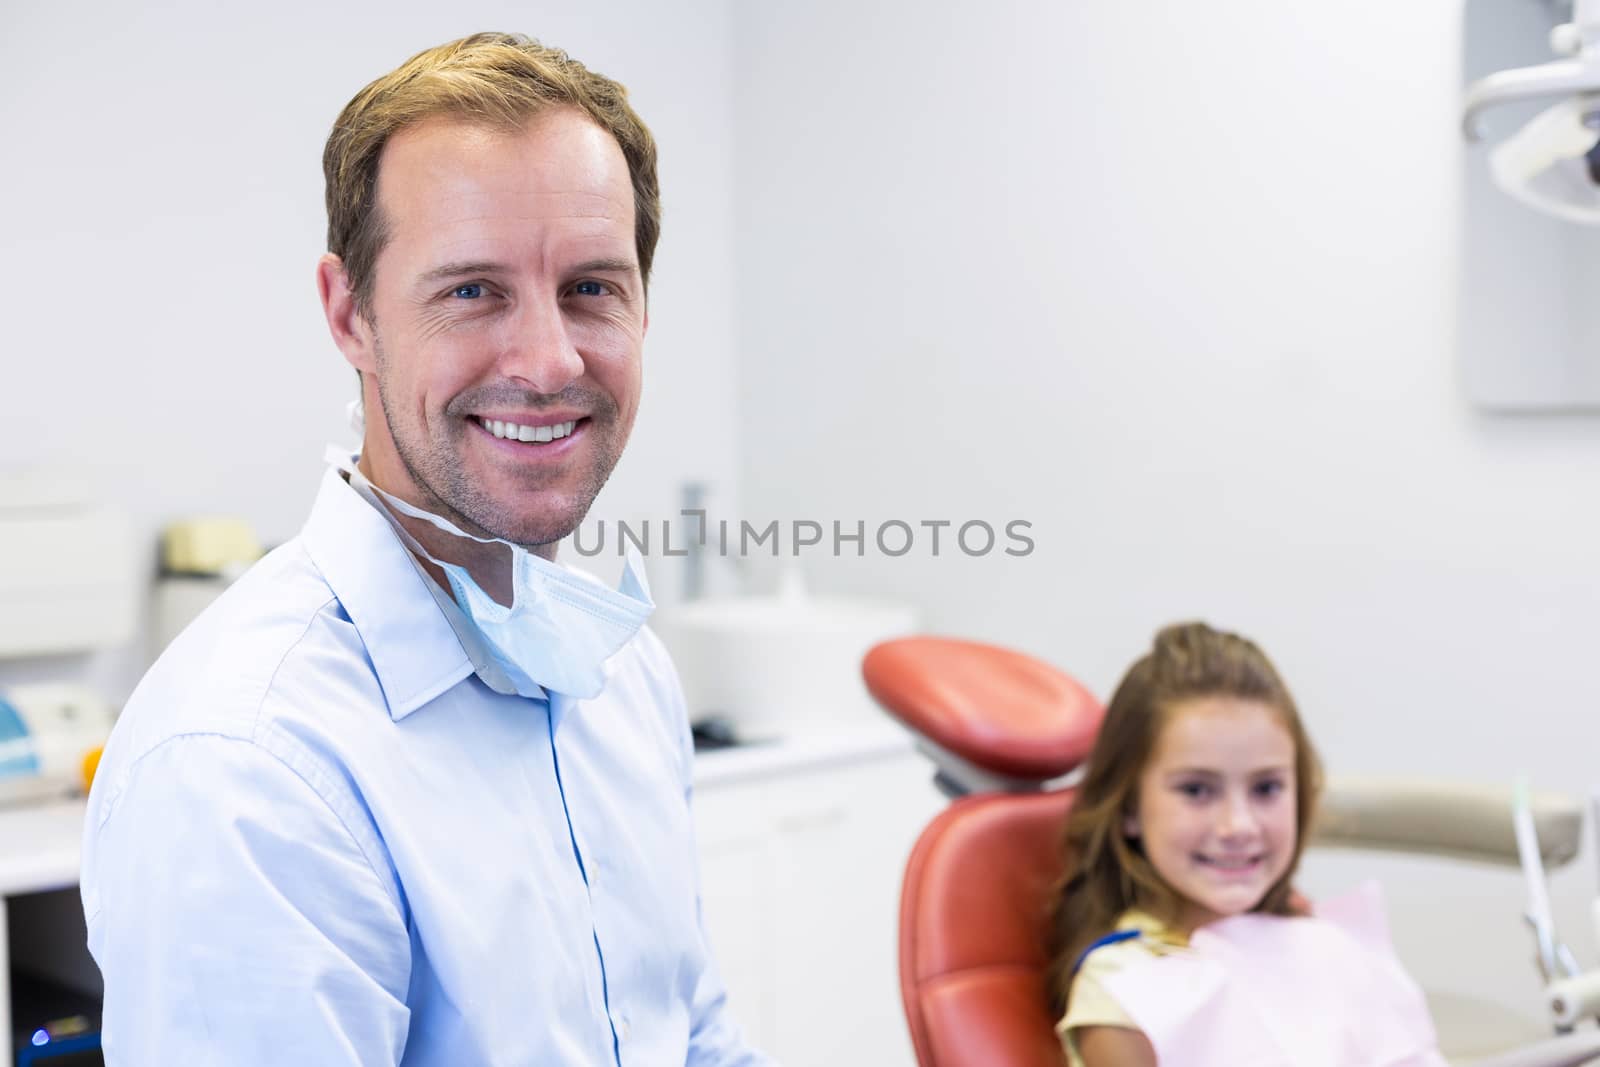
<box><xmin>1216</xmin><ymin>791</ymin><xmax>1261</xmax><ymax>841</ymax></box>
<box><xmin>497</xmin><ymin>298</ymin><xmax>584</xmax><ymax>395</ymax></box>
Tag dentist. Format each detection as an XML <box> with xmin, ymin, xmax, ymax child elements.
<box><xmin>81</xmin><ymin>32</ymin><xmax>770</xmax><ymax>1067</ymax></box>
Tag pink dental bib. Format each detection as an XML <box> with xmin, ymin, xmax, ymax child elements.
<box><xmin>1100</xmin><ymin>882</ymin><xmax>1446</xmax><ymax>1067</ymax></box>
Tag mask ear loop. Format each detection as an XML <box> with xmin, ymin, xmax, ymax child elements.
<box><xmin>332</xmin><ymin>453</ymin><xmax>457</xmax><ymax>573</ymax></box>
<box><xmin>328</xmin><ymin>445</ymin><xmax>514</xmax><ymax>561</ymax></box>
<box><xmin>323</xmin><ymin>446</ymin><xmax>653</xmax><ymax>621</ymax></box>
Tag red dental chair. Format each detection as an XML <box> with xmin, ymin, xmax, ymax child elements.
<box><xmin>863</xmin><ymin>637</ymin><xmax>1102</xmax><ymax>1067</ymax></box>
<box><xmin>866</xmin><ymin>636</ymin><xmax>1600</xmax><ymax>1067</ymax></box>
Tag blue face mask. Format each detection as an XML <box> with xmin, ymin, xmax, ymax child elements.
<box><xmin>332</xmin><ymin>450</ymin><xmax>653</xmax><ymax>700</ymax></box>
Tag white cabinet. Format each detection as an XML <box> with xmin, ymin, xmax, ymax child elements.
<box><xmin>693</xmin><ymin>724</ymin><xmax>945</xmax><ymax>1066</ymax></box>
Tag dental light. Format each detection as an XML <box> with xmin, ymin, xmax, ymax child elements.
<box><xmin>1463</xmin><ymin>0</ymin><xmax>1600</xmax><ymax>223</ymax></box>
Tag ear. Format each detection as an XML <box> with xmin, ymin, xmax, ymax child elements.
<box><xmin>1122</xmin><ymin>812</ymin><xmax>1140</xmax><ymax>838</ymax></box>
<box><xmin>317</xmin><ymin>253</ymin><xmax>377</xmax><ymax>375</ymax></box>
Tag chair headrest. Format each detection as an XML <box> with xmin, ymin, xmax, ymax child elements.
<box><xmin>863</xmin><ymin>636</ymin><xmax>1103</xmax><ymax>784</ymax></box>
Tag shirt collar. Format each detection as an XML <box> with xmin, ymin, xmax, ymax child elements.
<box><xmin>1117</xmin><ymin>908</ymin><xmax>1192</xmax><ymax>950</ymax></box>
<box><xmin>301</xmin><ymin>468</ymin><xmax>476</xmax><ymax>721</ymax></box>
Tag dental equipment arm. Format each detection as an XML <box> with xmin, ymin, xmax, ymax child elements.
<box><xmin>1516</xmin><ymin>777</ymin><xmax>1575</xmax><ymax>981</ymax></box>
<box><xmin>1464</xmin><ymin>62</ymin><xmax>1600</xmax><ymax>141</ymax></box>
<box><xmin>1593</xmin><ymin>791</ymin><xmax>1600</xmax><ymax>965</ymax></box>
<box><xmin>1532</xmin><ymin>791</ymin><xmax>1600</xmax><ymax>1032</ymax></box>
<box><xmin>1462</xmin><ymin>0</ymin><xmax>1600</xmax><ymax>140</ymax></box>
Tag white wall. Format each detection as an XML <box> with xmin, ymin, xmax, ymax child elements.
<box><xmin>0</xmin><ymin>2</ymin><xmax>740</xmax><ymax>693</ymax></box>
<box><xmin>731</xmin><ymin>0</ymin><xmax>1600</xmax><ymax>1026</ymax></box>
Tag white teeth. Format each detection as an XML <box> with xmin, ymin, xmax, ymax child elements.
<box><xmin>481</xmin><ymin>417</ymin><xmax>576</xmax><ymax>442</ymax></box>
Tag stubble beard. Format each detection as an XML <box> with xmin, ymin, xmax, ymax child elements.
<box><xmin>372</xmin><ymin>336</ymin><xmax>626</xmax><ymax>549</ymax></box>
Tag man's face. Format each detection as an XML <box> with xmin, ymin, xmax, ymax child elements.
<box><xmin>348</xmin><ymin>109</ymin><xmax>644</xmax><ymax>549</ymax></box>
<box><xmin>1125</xmin><ymin>696</ymin><xmax>1298</xmax><ymax>934</ymax></box>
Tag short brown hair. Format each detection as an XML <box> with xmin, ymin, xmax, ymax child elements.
<box><xmin>1045</xmin><ymin>622</ymin><xmax>1323</xmax><ymax>1016</ymax></box>
<box><xmin>323</xmin><ymin>32</ymin><xmax>661</xmax><ymax>317</ymax></box>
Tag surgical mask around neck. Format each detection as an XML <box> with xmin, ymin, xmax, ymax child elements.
<box><xmin>329</xmin><ymin>449</ymin><xmax>653</xmax><ymax>700</ymax></box>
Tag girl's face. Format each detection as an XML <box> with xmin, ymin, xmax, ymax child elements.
<box><xmin>1124</xmin><ymin>696</ymin><xmax>1298</xmax><ymax>934</ymax></box>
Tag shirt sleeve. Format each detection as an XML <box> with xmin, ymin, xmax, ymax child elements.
<box><xmin>83</xmin><ymin>733</ymin><xmax>412</xmax><ymax>1066</ymax></box>
<box><xmin>1057</xmin><ymin>947</ymin><xmax>1142</xmax><ymax>1063</ymax></box>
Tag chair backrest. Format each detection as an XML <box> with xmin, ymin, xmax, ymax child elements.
<box><xmin>864</xmin><ymin>637</ymin><xmax>1103</xmax><ymax>1067</ymax></box>
<box><xmin>899</xmin><ymin>789</ymin><xmax>1077</xmax><ymax>1067</ymax></box>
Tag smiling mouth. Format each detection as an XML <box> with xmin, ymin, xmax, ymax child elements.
<box><xmin>473</xmin><ymin>416</ymin><xmax>581</xmax><ymax>443</ymax></box>
<box><xmin>1195</xmin><ymin>854</ymin><xmax>1265</xmax><ymax>872</ymax></box>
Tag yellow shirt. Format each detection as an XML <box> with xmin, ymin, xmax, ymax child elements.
<box><xmin>1055</xmin><ymin>910</ymin><xmax>1189</xmax><ymax>1067</ymax></box>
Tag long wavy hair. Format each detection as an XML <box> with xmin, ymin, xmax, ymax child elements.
<box><xmin>1044</xmin><ymin>622</ymin><xmax>1322</xmax><ymax>1017</ymax></box>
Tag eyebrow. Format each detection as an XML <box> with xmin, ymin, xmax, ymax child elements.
<box><xmin>418</xmin><ymin>257</ymin><xmax>640</xmax><ymax>284</ymax></box>
<box><xmin>570</xmin><ymin>257</ymin><xmax>639</xmax><ymax>276</ymax></box>
<box><xmin>1164</xmin><ymin>766</ymin><xmax>1292</xmax><ymax>778</ymax></box>
<box><xmin>420</xmin><ymin>261</ymin><xmax>509</xmax><ymax>284</ymax></box>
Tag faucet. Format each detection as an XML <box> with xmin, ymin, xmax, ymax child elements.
<box><xmin>680</xmin><ymin>482</ymin><xmax>708</xmax><ymax>603</ymax></box>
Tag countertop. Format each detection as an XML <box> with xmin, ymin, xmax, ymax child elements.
<box><xmin>0</xmin><ymin>718</ymin><xmax>923</xmax><ymax>896</ymax></box>
<box><xmin>692</xmin><ymin>718</ymin><xmax>918</xmax><ymax>790</ymax></box>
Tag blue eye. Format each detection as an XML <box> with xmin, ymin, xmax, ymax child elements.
<box><xmin>453</xmin><ymin>283</ymin><xmax>483</xmax><ymax>300</ymax></box>
<box><xmin>572</xmin><ymin>280</ymin><xmax>607</xmax><ymax>297</ymax></box>
<box><xmin>1177</xmin><ymin>782</ymin><xmax>1213</xmax><ymax>800</ymax></box>
<box><xmin>1253</xmin><ymin>779</ymin><xmax>1286</xmax><ymax>799</ymax></box>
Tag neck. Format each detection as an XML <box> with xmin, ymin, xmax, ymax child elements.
<box><xmin>355</xmin><ymin>450</ymin><xmax>520</xmax><ymax>607</ymax></box>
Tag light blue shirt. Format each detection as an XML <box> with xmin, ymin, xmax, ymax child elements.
<box><xmin>81</xmin><ymin>469</ymin><xmax>770</xmax><ymax>1066</ymax></box>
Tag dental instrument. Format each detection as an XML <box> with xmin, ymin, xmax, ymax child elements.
<box><xmin>1462</xmin><ymin>0</ymin><xmax>1600</xmax><ymax>222</ymax></box>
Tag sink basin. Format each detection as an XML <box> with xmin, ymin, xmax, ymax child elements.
<box><xmin>653</xmin><ymin>582</ymin><xmax>917</xmax><ymax>739</ymax></box>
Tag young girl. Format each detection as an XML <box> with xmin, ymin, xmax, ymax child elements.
<box><xmin>1047</xmin><ymin>622</ymin><xmax>1442</xmax><ymax>1067</ymax></box>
